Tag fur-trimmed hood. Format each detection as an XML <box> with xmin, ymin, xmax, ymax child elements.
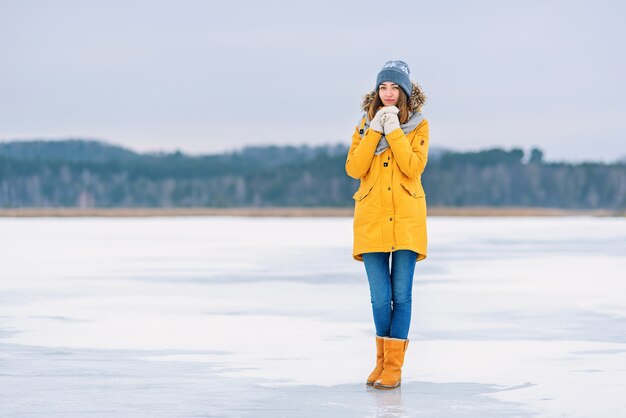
<box><xmin>360</xmin><ymin>80</ymin><xmax>426</xmax><ymax>114</ymax></box>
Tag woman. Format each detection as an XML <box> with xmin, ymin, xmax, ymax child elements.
<box><xmin>345</xmin><ymin>60</ymin><xmax>429</xmax><ymax>390</ymax></box>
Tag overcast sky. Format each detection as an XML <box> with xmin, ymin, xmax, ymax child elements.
<box><xmin>1</xmin><ymin>0</ymin><xmax>624</xmax><ymax>162</ymax></box>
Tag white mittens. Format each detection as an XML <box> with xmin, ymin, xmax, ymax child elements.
<box><xmin>369</xmin><ymin>106</ymin><xmax>399</xmax><ymax>133</ymax></box>
<box><xmin>382</xmin><ymin>112</ymin><xmax>401</xmax><ymax>134</ymax></box>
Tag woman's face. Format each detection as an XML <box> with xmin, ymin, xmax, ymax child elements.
<box><xmin>378</xmin><ymin>82</ymin><xmax>400</xmax><ymax>106</ymax></box>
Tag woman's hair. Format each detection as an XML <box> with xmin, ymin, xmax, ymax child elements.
<box><xmin>366</xmin><ymin>87</ymin><xmax>410</xmax><ymax>125</ymax></box>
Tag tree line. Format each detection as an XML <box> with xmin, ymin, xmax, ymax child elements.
<box><xmin>0</xmin><ymin>139</ymin><xmax>624</xmax><ymax>210</ymax></box>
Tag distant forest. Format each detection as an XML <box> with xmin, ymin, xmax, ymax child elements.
<box><xmin>0</xmin><ymin>139</ymin><xmax>624</xmax><ymax>210</ymax></box>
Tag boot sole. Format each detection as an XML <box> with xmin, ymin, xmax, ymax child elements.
<box><xmin>372</xmin><ymin>382</ymin><xmax>401</xmax><ymax>390</ymax></box>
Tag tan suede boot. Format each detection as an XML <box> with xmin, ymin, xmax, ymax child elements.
<box><xmin>366</xmin><ymin>335</ymin><xmax>385</xmax><ymax>386</ymax></box>
<box><xmin>373</xmin><ymin>337</ymin><xmax>409</xmax><ymax>390</ymax></box>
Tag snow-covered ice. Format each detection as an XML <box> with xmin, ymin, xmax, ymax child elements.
<box><xmin>0</xmin><ymin>215</ymin><xmax>625</xmax><ymax>417</ymax></box>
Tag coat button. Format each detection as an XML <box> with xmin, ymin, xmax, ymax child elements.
<box><xmin>388</xmin><ymin>187</ymin><xmax>391</xmax><ymax>190</ymax></box>
<box><xmin>420</xmin><ymin>139</ymin><xmax>424</xmax><ymax>145</ymax></box>
<box><xmin>389</xmin><ymin>217</ymin><xmax>393</xmax><ymax>221</ymax></box>
<box><xmin>383</xmin><ymin>162</ymin><xmax>388</xmax><ymax>167</ymax></box>
<box><xmin>391</xmin><ymin>246</ymin><xmax>395</xmax><ymax>250</ymax></box>
<box><xmin>387</xmin><ymin>156</ymin><xmax>390</xmax><ymax>160</ymax></box>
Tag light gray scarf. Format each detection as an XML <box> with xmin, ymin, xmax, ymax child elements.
<box><xmin>359</xmin><ymin>111</ymin><xmax>424</xmax><ymax>155</ymax></box>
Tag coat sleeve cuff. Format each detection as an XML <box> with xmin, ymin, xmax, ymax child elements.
<box><xmin>386</xmin><ymin>127</ymin><xmax>405</xmax><ymax>140</ymax></box>
<box><xmin>366</xmin><ymin>128</ymin><xmax>383</xmax><ymax>137</ymax></box>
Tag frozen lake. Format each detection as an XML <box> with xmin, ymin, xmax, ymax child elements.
<box><xmin>1</xmin><ymin>215</ymin><xmax>625</xmax><ymax>417</ymax></box>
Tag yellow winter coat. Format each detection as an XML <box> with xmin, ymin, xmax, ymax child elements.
<box><xmin>345</xmin><ymin>81</ymin><xmax>429</xmax><ymax>263</ymax></box>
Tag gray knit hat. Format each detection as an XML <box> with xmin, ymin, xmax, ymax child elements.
<box><xmin>375</xmin><ymin>60</ymin><xmax>412</xmax><ymax>98</ymax></box>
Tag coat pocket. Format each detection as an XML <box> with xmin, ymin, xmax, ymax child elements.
<box><xmin>352</xmin><ymin>170</ymin><xmax>379</xmax><ymax>201</ymax></box>
<box><xmin>352</xmin><ymin>183</ymin><xmax>375</xmax><ymax>201</ymax></box>
<box><xmin>400</xmin><ymin>179</ymin><xmax>425</xmax><ymax>198</ymax></box>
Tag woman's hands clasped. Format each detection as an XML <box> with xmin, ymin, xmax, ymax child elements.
<box><xmin>369</xmin><ymin>105</ymin><xmax>399</xmax><ymax>133</ymax></box>
<box><xmin>381</xmin><ymin>111</ymin><xmax>401</xmax><ymax>134</ymax></box>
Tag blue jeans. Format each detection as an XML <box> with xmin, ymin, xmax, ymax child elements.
<box><xmin>362</xmin><ymin>250</ymin><xmax>417</xmax><ymax>339</ymax></box>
